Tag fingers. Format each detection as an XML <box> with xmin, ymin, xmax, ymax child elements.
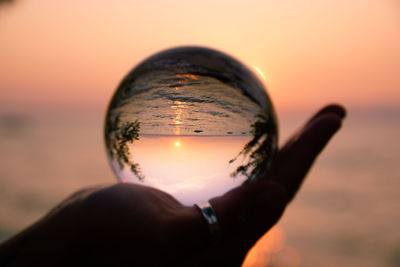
<box><xmin>184</xmin><ymin>104</ymin><xmax>346</xmax><ymax>265</ymax></box>
<box><xmin>195</xmin><ymin>104</ymin><xmax>345</xmax><ymax>264</ymax></box>
<box><xmin>272</xmin><ymin>104</ymin><xmax>345</xmax><ymax>201</ymax></box>
<box><xmin>306</xmin><ymin>104</ymin><xmax>346</xmax><ymax>126</ymax></box>
<box><xmin>279</xmin><ymin>104</ymin><xmax>345</xmax><ymax>155</ymax></box>
<box><xmin>210</xmin><ymin>104</ymin><xmax>346</xmax><ymax>235</ymax></box>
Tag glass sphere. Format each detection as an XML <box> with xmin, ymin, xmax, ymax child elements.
<box><xmin>105</xmin><ymin>46</ymin><xmax>277</xmax><ymax>205</ymax></box>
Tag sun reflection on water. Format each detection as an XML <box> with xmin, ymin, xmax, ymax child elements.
<box><xmin>171</xmin><ymin>100</ymin><xmax>186</xmax><ymax>135</ymax></box>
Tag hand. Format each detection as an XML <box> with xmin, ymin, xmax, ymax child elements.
<box><xmin>0</xmin><ymin>104</ymin><xmax>345</xmax><ymax>267</ymax></box>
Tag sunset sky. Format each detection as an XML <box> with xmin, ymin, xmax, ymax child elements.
<box><xmin>0</xmin><ymin>2</ymin><xmax>399</xmax><ymax>266</ymax></box>
<box><xmin>117</xmin><ymin>136</ymin><xmax>250</xmax><ymax>205</ymax></box>
<box><xmin>0</xmin><ymin>0</ymin><xmax>399</xmax><ymax>114</ymax></box>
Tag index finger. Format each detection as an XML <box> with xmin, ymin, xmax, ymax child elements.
<box><xmin>271</xmin><ymin>104</ymin><xmax>345</xmax><ymax>201</ymax></box>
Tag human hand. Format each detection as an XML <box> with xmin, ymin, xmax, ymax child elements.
<box><xmin>0</xmin><ymin>104</ymin><xmax>345</xmax><ymax>267</ymax></box>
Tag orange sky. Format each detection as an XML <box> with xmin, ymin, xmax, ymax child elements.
<box><xmin>0</xmin><ymin>0</ymin><xmax>399</xmax><ymax>114</ymax></box>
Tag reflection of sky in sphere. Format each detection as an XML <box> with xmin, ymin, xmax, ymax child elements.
<box><xmin>115</xmin><ymin>136</ymin><xmax>250</xmax><ymax>205</ymax></box>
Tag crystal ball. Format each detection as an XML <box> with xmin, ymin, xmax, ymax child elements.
<box><xmin>104</xmin><ymin>46</ymin><xmax>277</xmax><ymax>205</ymax></box>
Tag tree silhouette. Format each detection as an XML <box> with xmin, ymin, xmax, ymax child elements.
<box><xmin>229</xmin><ymin>110</ymin><xmax>277</xmax><ymax>183</ymax></box>
<box><xmin>105</xmin><ymin>113</ymin><xmax>145</xmax><ymax>181</ymax></box>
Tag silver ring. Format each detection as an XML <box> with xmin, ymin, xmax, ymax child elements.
<box><xmin>195</xmin><ymin>201</ymin><xmax>220</xmax><ymax>239</ymax></box>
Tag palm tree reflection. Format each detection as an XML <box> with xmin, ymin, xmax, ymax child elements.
<box><xmin>230</xmin><ymin>110</ymin><xmax>277</xmax><ymax>184</ymax></box>
<box><xmin>105</xmin><ymin>113</ymin><xmax>144</xmax><ymax>181</ymax></box>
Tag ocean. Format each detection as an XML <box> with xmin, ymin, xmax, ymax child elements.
<box><xmin>0</xmin><ymin>108</ymin><xmax>399</xmax><ymax>266</ymax></box>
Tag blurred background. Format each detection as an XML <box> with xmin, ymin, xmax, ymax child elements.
<box><xmin>0</xmin><ymin>0</ymin><xmax>399</xmax><ymax>266</ymax></box>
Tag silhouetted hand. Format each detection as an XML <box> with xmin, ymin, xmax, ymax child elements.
<box><xmin>0</xmin><ymin>104</ymin><xmax>345</xmax><ymax>267</ymax></box>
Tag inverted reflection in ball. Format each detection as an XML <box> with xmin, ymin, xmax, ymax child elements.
<box><xmin>105</xmin><ymin>46</ymin><xmax>277</xmax><ymax>205</ymax></box>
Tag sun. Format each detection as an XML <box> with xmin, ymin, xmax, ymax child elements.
<box><xmin>174</xmin><ymin>141</ymin><xmax>181</xmax><ymax>147</ymax></box>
